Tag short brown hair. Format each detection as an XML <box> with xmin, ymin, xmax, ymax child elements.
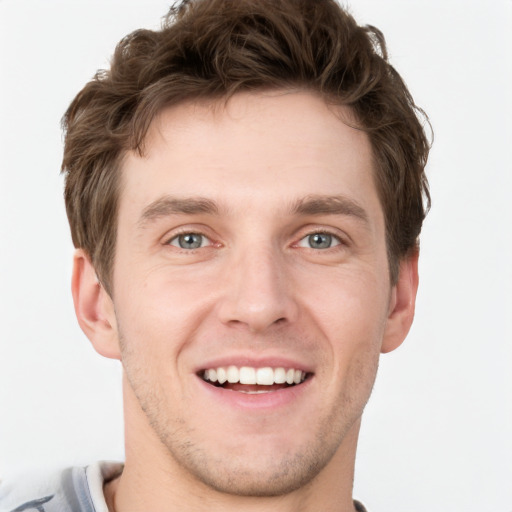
<box><xmin>62</xmin><ymin>0</ymin><xmax>431</xmax><ymax>293</ymax></box>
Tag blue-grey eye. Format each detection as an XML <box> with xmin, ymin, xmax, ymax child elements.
<box><xmin>170</xmin><ymin>233</ymin><xmax>206</xmax><ymax>249</ymax></box>
<box><xmin>298</xmin><ymin>232</ymin><xmax>340</xmax><ymax>249</ymax></box>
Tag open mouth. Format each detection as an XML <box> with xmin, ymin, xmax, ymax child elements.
<box><xmin>199</xmin><ymin>366</ymin><xmax>311</xmax><ymax>394</ymax></box>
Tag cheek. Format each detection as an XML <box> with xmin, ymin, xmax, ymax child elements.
<box><xmin>113</xmin><ymin>277</ymin><xmax>197</xmax><ymax>404</ymax></box>
<box><xmin>113</xmin><ymin>265</ymin><xmax>215</xmax><ymax>354</ymax></box>
<box><xmin>305</xmin><ymin>267</ymin><xmax>390</xmax><ymax>336</ymax></box>
<box><xmin>318</xmin><ymin>290</ymin><xmax>385</xmax><ymax>421</ymax></box>
<box><xmin>302</xmin><ymin>269</ymin><xmax>390</xmax><ymax>375</ymax></box>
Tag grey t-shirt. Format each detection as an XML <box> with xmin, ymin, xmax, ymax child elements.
<box><xmin>0</xmin><ymin>462</ymin><xmax>368</xmax><ymax>512</ymax></box>
<box><xmin>0</xmin><ymin>462</ymin><xmax>121</xmax><ymax>512</ymax></box>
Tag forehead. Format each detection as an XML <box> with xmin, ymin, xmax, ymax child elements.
<box><xmin>119</xmin><ymin>91</ymin><xmax>381</xmax><ymax>222</ymax></box>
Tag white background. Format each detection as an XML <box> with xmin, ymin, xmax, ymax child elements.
<box><xmin>0</xmin><ymin>1</ymin><xmax>511</xmax><ymax>511</ymax></box>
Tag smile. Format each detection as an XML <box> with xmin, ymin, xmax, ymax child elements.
<box><xmin>201</xmin><ymin>366</ymin><xmax>309</xmax><ymax>394</ymax></box>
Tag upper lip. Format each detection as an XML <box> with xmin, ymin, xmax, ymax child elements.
<box><xmin>194</xmin><ymin>355</ymin><xmax>314</xmax><ymax>374</ymax></box>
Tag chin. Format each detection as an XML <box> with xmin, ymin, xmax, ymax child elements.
<box><xmin>156</xmin><ymin>412</ymin><xmax>357</xmax><ymax>499</ymax></box>
<box><xmin>169</xmin><ymin>447</ymin><xmax>328</xmax><ymax>497</ymax></box>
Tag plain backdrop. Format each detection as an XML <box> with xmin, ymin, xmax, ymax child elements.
<box><xmin>0</xmin><ymin>1</ymin><xmax>511</xmax><ymax>511</ymax></box>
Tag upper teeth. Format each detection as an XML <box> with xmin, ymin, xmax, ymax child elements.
<box><xmin>203</xmin><ymin>366</ymin><xmax>306</xmax><ymax>386</ymax></box>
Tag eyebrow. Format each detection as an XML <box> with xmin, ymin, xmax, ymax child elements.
<box><xmin>290</xmin><ymin>195</ymin><xmax>369</xmax><ymax>224</ymax></box>
<box><xmin>137</xmin><ymin>193</ymin><xmax>369</xmax><ymax>228</ymax></box>
<box><xmin>138</xmin><ymin>196</ymin><xmax>219</xmax><ymax>227</ymax></box>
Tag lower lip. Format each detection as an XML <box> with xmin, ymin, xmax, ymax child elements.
<box><xmin>196</xmin><ymin>376</ymin><xmax>313</xmax><ymax>410</ymax></box>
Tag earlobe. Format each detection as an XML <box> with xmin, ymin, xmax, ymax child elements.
<box><xmin>71</xmin><ymin>249</ymin><xmax>121</xmax><ymax>360</ymax></box>
<box><xmin>381</xmin><ymin>251</ymin><xmax>419</xmax><ymax>354</ymax></box>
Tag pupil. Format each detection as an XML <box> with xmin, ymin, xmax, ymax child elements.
<box><xmin>179</xmin><ymin>233</ymin><xmax>202</xmax><ymax>249</ymax></box>
<box><xmin>309</xmin><ymin>233</ymin><xmax>331</xmax><ymax>249</ymax></box>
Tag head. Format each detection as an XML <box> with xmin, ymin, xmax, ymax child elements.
<box><xmin>65</xmin><ymin>0</ymin><xmax>430</xmax><ymax>503</ymax></box>
<box><xmin>62</xmin><ymin>0</ymin><xmax>430</xmax><ymax>296</ymax></box>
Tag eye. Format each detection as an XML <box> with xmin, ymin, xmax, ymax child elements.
<box><xmin>168</xmin><ymin>232</ymin><xmax>210</xmax><ymax>249</ymax></box>
<box><xmin>297</xmin><ymin>232</ymin><xmax>341</xmax><ymax>249</ymax></box>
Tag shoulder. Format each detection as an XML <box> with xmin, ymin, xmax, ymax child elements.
<box><xmin>0</xmin><ymin>462</ymin><xmax>123</xmax><ymax>512</ymax></box>
<box><xmin>354</xmin><ymin>499</ymin><xmax>369</xmax><ymax>512</ymax></box>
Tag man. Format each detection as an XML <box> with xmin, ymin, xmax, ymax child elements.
<box><xmin>0</xmin><ymin>0</ymin><xmax>430</xmax><ymax>510</ymax></box>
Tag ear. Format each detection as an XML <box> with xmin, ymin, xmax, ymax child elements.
<box><xmin>381</xmin><ymin>251</ymin><xmax>419</xmax><ymax>354</ymax></box>
<box><xmin>71</xmin><ymin>249</ymin><xmax>121</xmax><ymax>359</ymax></box>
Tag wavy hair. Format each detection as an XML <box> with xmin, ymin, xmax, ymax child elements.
<box><xmin>62</xmin><ymin>0</ymin><xmax>431</xmax><ymax>293</ymax></box>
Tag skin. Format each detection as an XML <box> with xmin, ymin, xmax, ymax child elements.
<box><xmin>72</xmin><ymin>91</ymin><xmax>419</xmax><ymax>512</ymax></box>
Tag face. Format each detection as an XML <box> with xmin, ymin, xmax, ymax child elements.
<box><xmin>103</xmin><ymin>91</ymin><xmax>405</xmax><ymax>496</ymax></box>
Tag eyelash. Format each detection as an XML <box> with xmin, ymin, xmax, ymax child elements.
<box><xmin>166</xmin><ymin>230</ymin><xmax>214</xmax><ymax>250</ymax></box>
<box><xmin>164</xmin><ymin>228</ymin><xmax>347</xmax><ymax>252</ymax></box>
<box><xmin>295</xmin><ymin>230</ymin><xmax>346</xmax><ymax>250</ymax></box>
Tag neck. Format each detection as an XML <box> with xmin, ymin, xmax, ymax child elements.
<box><xmin>107</xmin><ymin>375</ymin><xmax>360</xmax><ymax>512</ymax></box>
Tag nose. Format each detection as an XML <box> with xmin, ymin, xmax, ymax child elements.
<box><xmin>217</xmin><ymin>246</ymin><xmax>299</xmax><ymax>333</ymax></box>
